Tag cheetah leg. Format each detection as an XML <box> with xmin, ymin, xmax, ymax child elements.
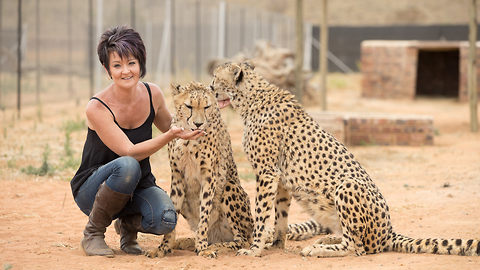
<box><xmin>204</xmin><ymin>237</ymin><xmax>247</xmax><ymax>255</ymax></box>
<box><xmin>237</xmin><ymin>173</ymin><xmax>279</xmax><ymax>257</ymax></box>
<box><xmin>194</xmin><ymin>179</ymin><xmax>218</xmax><ymax>258</ymax></box>
<box><xmin>211</xmin><ymin>181</ymin><xmax>252</xmax><ymax>254</ymax></box>
<box><xmin>266</xmin><ymin>182</ymin><xmax>291</xmax><ymax>250</ymax></box>
<box><xmin>145</xmin><ymin>229</ymin><xmax>178</xmax><ymax>258</ymax></box>
<box><xmin>145</xmin><ymin>168</ymin><xmax>186</xmax><ymax>258</ymax></box>
<box><xmin>301</xmin><ymin>179</ymin><xmax>365</xmax><ymax>258</ymax></box>
<box><xmin>172</xmin><ymin>237</ymin><xmax>195</xmax><ymax>250</ymax></box>
<box><xmin>201</xmin><ymin>182</ymin><xmax>252</xmax><ymax>255</ymax></box>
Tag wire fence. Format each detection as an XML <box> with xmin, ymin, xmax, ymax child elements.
<box><xmin>0</xmin><ymin>0</ymin><xmax>296</xmax><ymax>111</ymax></box>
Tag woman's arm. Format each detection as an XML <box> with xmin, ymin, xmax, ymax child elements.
<box><xmin>86</xmin><ymin>95</ymin><xmax>204</xmax><ymax>162</ymax></box>
<box><xmin>149</xmin><ymin>83</ymin><xmax>174</xmax><ymax>133</ymax></box>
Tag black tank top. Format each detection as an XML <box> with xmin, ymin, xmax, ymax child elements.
<box><xmin>70</xmin><ymin>82</ymin><xmax>156</xmax><ymax>198</ymax></box>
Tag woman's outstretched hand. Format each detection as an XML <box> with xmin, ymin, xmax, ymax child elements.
<box><xmin>170</xmin><ymin>126</ymin><xmax>206</xmax><ymax>140</ymax></box>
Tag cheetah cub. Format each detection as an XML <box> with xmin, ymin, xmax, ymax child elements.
<box><xmin>145</xmin><ymin>82</ymin><xmax>253</xmax><ymax>258</ymax></box>
<box><xmin>210</xmin><ymin>60</ymin><xmax>479</xmax><ymax>258</ymax></box>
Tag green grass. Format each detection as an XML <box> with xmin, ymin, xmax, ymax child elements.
<box><xmin>21</xmin><ymin>144</ymin><xmax>56</xmax><ymax>176</ymax></box>
<box><xmin>62</xmin><ymin>117</ymin><xmax>86</xmax><ymax>169</ymax></box>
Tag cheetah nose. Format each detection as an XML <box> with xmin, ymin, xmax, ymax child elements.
<box><xmin>194</xmin><ymin>122</ymin><xmax>203</xmax><ymax>128</ymax></box>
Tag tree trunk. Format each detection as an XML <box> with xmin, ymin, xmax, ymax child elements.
<box><xmin>319</xmin><ymin>0</ymin><xmax>328</xmax><ymax>111</ymax></box>
<box><xmin>468</xmin><ymin>0</ymin><xmax>478</xmax><ymax>132</ymax></box>
<box><xmin>295</xmin><ymin>0</ymin><xmax>304</xmax><ymax>103</ymax></box>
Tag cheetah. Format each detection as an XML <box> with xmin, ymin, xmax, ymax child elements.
<box><xmin>210</xmin><ymin>60</ymin><xmax>480</xmax><ymax>257</ymax></box>
<box><xmin>145</xmin><ymin>82</ymin><xmax>253</xmax><ymax>258</ymax></box>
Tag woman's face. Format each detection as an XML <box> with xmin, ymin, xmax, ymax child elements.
<box><xmin>107</xmin><ymin>51</ymin><xmax>140</xmax><ymax>89</ymax></box>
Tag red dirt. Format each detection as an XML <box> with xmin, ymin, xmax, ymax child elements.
<box><xmin>1</xmin><ymin>74</ymin><xmax>479</xmax><ymax>269</ymax></box>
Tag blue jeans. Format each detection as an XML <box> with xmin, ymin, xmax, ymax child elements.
<box><xmin>74</xmin><ymin>156</ymin><xmax>177</xmax><ymax>235</ymax></box>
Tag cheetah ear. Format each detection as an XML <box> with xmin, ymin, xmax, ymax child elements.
<box><xmin>244</xmin><ymin>60</ymin><xmax>255</xmax><ymax>70</ymax></box>
<box><xmin>231</xmin><ymin>63</ymin><xmax>244</xmax><ymax>85</ymax></box>
<box><xmin>208</xmin><ymin>85</ymin><xmax>215</xmax><ymax>93</ymax></box>
<box><xmin>171</xmin><ymin>83</ymin><xmax>181</xmax><ymax>95</ymax></box>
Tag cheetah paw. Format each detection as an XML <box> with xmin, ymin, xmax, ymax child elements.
<box><xmin>300</xmin><ymin>245</ymin><xmax>321</xmax><ymax>257</ymax></box>
<box><xmin>265</xmin><ymin>240</ymin><xmax>285</xmax><ymax>250</ymax></box>
<box><xmin>198</xmin><ymin>249</ymin><xmax>217</xmax><ymax>258</ymax></box>
<box><xmin>173</xmin><ymin>238</ymin><xmax>195</xmax><ymax>250</ymax></box>
<box><xmin>145</xmin><ymin>247</ymin><xmax>171</xmax><ymax>258</ymax></box>
<box><xmin>236</xmin><ymin>248</ymin><xmax>261</xmax><ymax>257</ymax></box>
<box><xmin>301</xmin><ymin>243</ymin><xmax>349</xmax><ymax>258</ymax></box>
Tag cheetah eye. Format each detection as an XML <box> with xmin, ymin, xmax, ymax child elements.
<box><xmin>204</xmin><ymin>105</ymin><xmax>211</xmax><ymax>110</ymax></box>
<box><xmin>185</xmin><ymin>104</ymin><xmax>192</xmax><ymax>109</ymax></box>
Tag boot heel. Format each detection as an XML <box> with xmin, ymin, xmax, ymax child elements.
<box><xmin>117</xmin><ymin>214</ymin><xmax>144</xmax><ymax>255</ymax></box>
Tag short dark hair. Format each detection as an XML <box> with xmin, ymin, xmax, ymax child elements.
<box><xmin>97</xmin><ymin>25</ymin><xmax>147</xmax><ymax>78</ymax></box>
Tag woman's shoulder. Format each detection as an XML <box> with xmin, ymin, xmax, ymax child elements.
<box><xmin>142</xmin><ymin>82</ymin><xmax>162</xmax><ymax>95</ymax></box>
<box><xmin>142</xmin><ymin>82</ymin><xmax>166</xmax><ymax>104</ymax></box>
<box><xmin>85</xmin><ymin>88</ymin><xmax>115</xmax><ymax>126</ymax></box>
<box><xmin>87</xmin><ymin>89</ymin><xmax>109</xmax><ymax>111</ymax></box>
<box><xmin>89</xmin><ymin>85</ymin><xmax>111</xmax><ymax>104</ymax></box>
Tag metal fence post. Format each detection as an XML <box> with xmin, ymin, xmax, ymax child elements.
<box><xmin>95</xmin><ymin>0</ymin><xmax>103</xmax><ymax>93</ymax></box>
<box><xmin>17</xmin><ymin>0</ymin><xmax>21</xmax><ymax>119</ymax></box>
<box><xmin>218</xmin><ymin>1</ymin><xmax>226</xmax><ymax>58</ymax></box>
<box><xmin>294</xmin><ymin>0</ymin><xmax>304</xmax><ymax>103</ymax></box>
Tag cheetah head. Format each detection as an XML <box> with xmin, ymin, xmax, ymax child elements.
<box><xmin>171</xmin><ymin>81</ymin><xmax>216</xmax><ymax>132</ymax></box>
<box><xmin>210</xmin><ymin>60</ymin><xmax>255</xmax><ymax>109</ymax></box>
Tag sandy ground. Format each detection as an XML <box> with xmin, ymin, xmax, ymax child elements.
<box><xmin>1</xmin><ymin>74</ymin><xmax>479</xmax><ymax>269</ymax></box>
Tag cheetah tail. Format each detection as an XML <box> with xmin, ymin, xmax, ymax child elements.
<box><xmin>266</xmin><ymin>220</ymin><xmax>332</xmax><ymax>243</ymax></box>
<box><xmin>390</xmin><ymin>231</ymin><xmax>480</xmax><ymax>256</ymax></box>
<box><xmin>286</xmin><ymin>219</ymin><xmax>333</xmax><ymax>241</ymax></box>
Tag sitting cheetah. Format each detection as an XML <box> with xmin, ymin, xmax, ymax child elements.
<box><xmin>145</xmin><ymin>82</ymin><xmax>253</xmax><ymax>258</ymax></box>
<box><xmin>210</xmin><ymin>61</ymin><xmax>480</xmax><ymax>257</ymax></box>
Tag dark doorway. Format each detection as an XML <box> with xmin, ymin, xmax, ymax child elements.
<box><xmin>415</xmin><ymin>49</ymin><xmax>459</xmax><ymax>98</ymax></box>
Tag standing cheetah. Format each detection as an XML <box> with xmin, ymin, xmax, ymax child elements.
<box><xmin>145</xmin><ymin>82</ymin><xmax>253</xmax><ymax>258</ymax></box>
<box><xmin>210</xmin><ymin>60</ymin><xmax>479</xmax><ymax>257</ymax></box>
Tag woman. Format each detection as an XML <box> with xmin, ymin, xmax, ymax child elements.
<box><xmin>70</xmin><ymin>25</ymin><xmax>205</xmax><ymax>258</ymax></box>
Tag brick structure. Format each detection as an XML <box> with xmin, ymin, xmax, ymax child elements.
<box><xmin>308</xmin><ymin>111</ymin><xmax>434</xmax><ymax>146</ymax></box>
<box><xmin>361</xmin><ymin>40</ymin><xmax>480</xmax><ymax>102</ymax></box>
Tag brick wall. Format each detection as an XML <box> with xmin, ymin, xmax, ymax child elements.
<box><xmin>361</xmin><ymin>40</ymin><xmax>480</xmax><ymax>101</ymax></box>
<box><xmin>308</xmin><ymin>111</ymin><xmax>434</xmax><ymax>146</ymax></box>
<box><xmin>343</xmin><ymin>113</ymin><xmax>434</xmax><ymax>146</ymax></box>
<box><xmin>361</xmin><ymin>41</ymin><xmax>418</xmax><ymax>99</ymax></box>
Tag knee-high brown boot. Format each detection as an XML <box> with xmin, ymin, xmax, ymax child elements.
<box><xmin>81</xmin><ymin>182</ymin><xmax>131</xmax><ymax>258</ymax></box>
<box><xmin>114</xmin><ymin>214</ymin><xmax>146</xmax><ymax>255</ymax></box>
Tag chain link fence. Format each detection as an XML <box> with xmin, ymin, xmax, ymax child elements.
<box><xmin>0</xmin><ymin>0</ymin><xmax>295</xmax><ymax>110</ymax></box>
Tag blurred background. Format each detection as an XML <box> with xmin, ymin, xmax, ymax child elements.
<box><xmin>0</xmin><ymin>0</ymin><xmax>478</xmax><ymax>111</ymax></box>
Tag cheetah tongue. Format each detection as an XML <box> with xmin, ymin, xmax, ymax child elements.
<box><xmin>217</xmin><ymin>99</ymin><xmax>231</xmax><ymax>109</ymax></box>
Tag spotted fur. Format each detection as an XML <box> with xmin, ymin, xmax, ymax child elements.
<box><xmin>267</xmin><ymin>219</ymin><xmax>331</xmax><ymax>242</ymax></box>
<box><xmin>145</xmin><ymin>82</ymin><xmax>253</xmax><ymax>258</ymax></box>
<box><xmin>210</xmin><ymin>61</ymin><xmax>480</xmax><ymax>257</ymax></box>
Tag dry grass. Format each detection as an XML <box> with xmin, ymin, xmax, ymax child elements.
<box><xmin>0</xmin><ymin>72</ymin><xmax>356</xmax><ymax>183</ymax></box>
